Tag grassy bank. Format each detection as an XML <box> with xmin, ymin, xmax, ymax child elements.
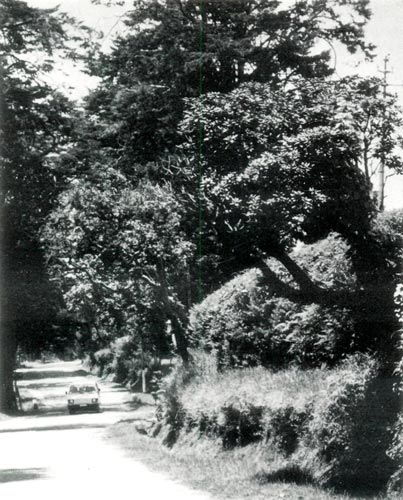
<box><xmin>105</xmin><ymin>419</ymin><xmax>399</xmax><ymax>500</ymax></box>
<box><xmin>103</xmin><ymin>353</ymin><xmax>401</xmax><ymax>499</ymax></box>
<box><xmin>156</xmin><ymin>354</ymin><xmax>401</xmax><ymax>491</ymax></box>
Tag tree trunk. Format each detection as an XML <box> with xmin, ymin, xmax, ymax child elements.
<box><xmin>171</xmin><ymin>315</ymin><xmax>190</xmax><ymax>365</ymax></box>
<box><xmin>0</xmin><ymin>325</ymin><xmax>17</xmax><ymax>414</ymax></box>
<box><xmin>156</xmin><ymin>262</ymin><xmax>190</xmax><ymax>365</ymax></box>
<box><xmin>0</xmin><ymin>234</ymin><xmax>18</xmax><ymax>413</ymax></box>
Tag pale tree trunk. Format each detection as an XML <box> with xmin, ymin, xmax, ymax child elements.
<box><xmin>156</xmin><ymin>262</ymin><xmax>190</xmax><ymax>365</ymax></box>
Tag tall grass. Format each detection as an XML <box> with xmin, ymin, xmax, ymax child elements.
<box><xmin>155</xmin><ymin>352</ymin><xmax>400</xmax><ymax>494</ymax></box>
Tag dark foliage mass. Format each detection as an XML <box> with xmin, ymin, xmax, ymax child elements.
<box><xmin>0</xmin><ymin>0</ymin><xmax>92</xmax><ymax>410</ymax></box>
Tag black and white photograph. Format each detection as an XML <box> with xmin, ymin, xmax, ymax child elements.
<box><xmin>1</xmin><ymin>1</ymin><xmax>403</xmax><ymax>498</ymax></box>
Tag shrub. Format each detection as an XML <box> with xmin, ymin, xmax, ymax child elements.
<box><xmin>189</xmin><ymin>233</ymin><xmax>356</xmax><ymax>370</ymax></box>
<box><xmin>93</xmin><ymin>347</ymin><xmax>114</xmax><ymax>376</ymax></box>
<box><xmin>93</xmin><ymin>335</ymin><xmax>147</xmax><ymax>384</ymax></box>
<box><xmin>302</xmin><ymin>355</ymin><xmax>396</xmax><ymax>492</ymax></box>
<box><xmin>266</xmin><ymin>406</ymin><xmax>308</xmax><ymax>456</ymax></box>
<box><xmin>110</xmin><ymin>336</ymin><xmax>137</xmax><ymax>383</ymax></box>
<box><xmin>155</xmin><ymin>351</ymin><xmax>398</xmax><ymax>493</ymax></box>
<box><xmin>217</xmin><ymin>401</ymin><xmax>265</xmax><ymax>449</ymax></box>
<box><xmin>156</xmin><ymin>351</ymin><xmax>326</xmax><ymax>452</ymax></box>
<box><xmin>154</xmin><ymin>360</ymin><xmax>196</xmax><ymax>446</ymax></box>
<box><xmin>387</xmin><ymin>283</ymin><xmax>403</xmax><ymax>493</ymax></box>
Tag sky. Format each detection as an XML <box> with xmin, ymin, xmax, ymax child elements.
<box><xmin>27</xmin><ymin>0</ymin><xmax>403</xmax><ymax>209</ymax></box>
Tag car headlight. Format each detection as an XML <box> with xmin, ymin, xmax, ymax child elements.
<box><xmin>68</xmin><ymin>399</ymin><xmax>75</xmax><ymax>404</ymax></box>
<box><xmin>91</xmin><ymin>398</ymin><xmax>98</xmax><ymax>403</ymax></box>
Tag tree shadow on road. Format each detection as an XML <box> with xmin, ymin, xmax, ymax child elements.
<box><xmin>0</xmin><ymin>422</ymin><xmax>108</xmax><ymax>433</ymax></box>
<box><xmin>0</xmin><ymin>467</ymin><xmax>48</xmax><ymax>483</ymax></box>
<box><xmin>16</xmin><ymin>369</ymin><xmax>89</xmax><ymax>381</ymax></box>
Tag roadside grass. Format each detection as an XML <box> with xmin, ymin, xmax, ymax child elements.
<box><xmin>105</xmin><ymin>420</ymin><xmax>399</xmax><ymax>500</ymax></box>
<box><xmin>104</xmin><ymin>354</ymin><xmax>402</xmax><ymax>499</ymax></box>
<box><xmin>181</xmin><ymin>363</ymin><xmax>329</xmax><ymax>413</ymax></box>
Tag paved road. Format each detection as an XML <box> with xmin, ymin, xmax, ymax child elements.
<box><xmin>0</xmin><ymin>360</ymin><xmax>212</xmax><ymax>500</ymax></box>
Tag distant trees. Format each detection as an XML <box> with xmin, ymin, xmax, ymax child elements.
<box><xmin>332</xmin><ymin>77</ymin><xmax>403</xmax><ymax>205</ymax></box>
<box><xmin>96</xmin><ymin>0</ymin><xmax>373</xmax><ymax>91</ymax></box>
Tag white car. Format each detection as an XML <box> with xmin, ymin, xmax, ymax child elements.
<box><xmin>66</xmin><ymin>381</ymin><xmax>101</xmax><ymax>414</ymax></box>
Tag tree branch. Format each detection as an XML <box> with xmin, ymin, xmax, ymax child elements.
<box><xmin>275</xmin><ymin>250</ymin><xmax>324</xmax><ymax>296</ymax></box>
<box><xmin>257</xmin><ymin>258</ymin><xmax>300</xmax><ymax>299</ymax></box>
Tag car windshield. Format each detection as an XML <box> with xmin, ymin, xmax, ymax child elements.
<box><xmin>68</xmin><ymin>384</ymin><xmax>97</xmax><ymax>394</ymax></box>
<box><xmin>80</xmin><ymin>386</ymin><xmax>96</xmax><ymax>393</ymax></box>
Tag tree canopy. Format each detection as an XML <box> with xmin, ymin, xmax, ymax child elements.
<box><xmin>95</xmin><ymin>0</ymin><xmax>374</xmax><ymax>92</ymax></box>
<box><xmin>84</xmin><ymin>0</ymin><xmax>375</xmax><ymax>170</ymax></box>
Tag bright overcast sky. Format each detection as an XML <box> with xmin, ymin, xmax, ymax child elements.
<box><xmin>27</xmin><ymin>0</ymin><xmax>403</xmax><ymax>209</ymax></box>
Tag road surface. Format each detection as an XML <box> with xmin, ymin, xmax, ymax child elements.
<box><xmin>0</xmin><ymin>360</ymin><xmax>212</xmax><ymax>500</ymax></box>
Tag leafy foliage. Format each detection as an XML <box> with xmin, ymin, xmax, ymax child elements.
<box><xmin>41</xmin><ymin>0</ymin><xmax>402</xmax><ymax>388</ymax></box>
<box><xmin>303</xmin><ymin>355</ymin><xmax>397</xmax><ymax>492</ymax></box>
<box><xmin>178</xmin><ymin>80</ymin><xmax>377</xmax><ymax>268</ymax></box>
<box><xmin>41</xmin><ymin>169</ymin><xmax>193</xmax><ymax>370</ymax></box>
<box><xmin>85</xmin><ymin>0</ymin><xmax>375</xmax><ymax>172</ymax></box>
<box><xmin>189</xmin><ymin>233</ymin><xmax>356</xmax><ymax>369</ymax></box>
<box><xmin>95</xmin><ymin>0</ymin><xmax>373</xmax><ymax>93</ymax></box>
<box><xmin>333</xmin><ymin>77</ymin><xmax>403</xmax><ymax>181</ymax></box>
<box><xmin>155</xmin><ymin>351</ymin><xmax>323</xmax><ymax>449</ymax></box>
<box><xmin>388</xmin><ymin>412</ymin><xmax>403</xmax><ymax>493</ymax></box>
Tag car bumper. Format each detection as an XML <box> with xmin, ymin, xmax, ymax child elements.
<box><xmin>68</xmin><ymin>403</ymin><xmax>100</xmax><ymax>412</ymax></box>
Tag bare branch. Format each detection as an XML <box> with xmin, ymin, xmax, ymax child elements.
<box><xmin>274</xmin><ymin>251</ymin><xmax>324</xmax><ymax>296</ymax></box>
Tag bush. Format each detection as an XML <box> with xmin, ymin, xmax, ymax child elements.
<box><xmin>93</xmin><ymin>335</ymin><xmax>145</xmax><ymax>384</ymax></box>
<box><xmin>302</xmin><ymin>355</ymin><xmax>397</xmax><ymax>492</ymax></box>
<box><xmin>267</xmin><ymin>406</ymin><xmax>308</xmax><ymax>456</ymax></box>
<box><xmin>155</xmin><ymin>360</ymin><xmax>193</xmax><ymax>446</ymax></box>
<box><xmin>156</xmin><ymin>351</ymin><xmax>326</xmax><ymax>452</ymax></box>
<box><xmin>189</xmin><ymin>233</ymin><xmax>356</xmax><ymax>369</ymax></box>
<box><xmin>110</xmin><ymin>335</ymin><xmax>142</xmax><ymax>383</ymax></box>
<box><xmin>387</xmin><ymin>283</ymin><xmax>403</xmax><ymax>493</ymax></box>
<box><xmin>155</xmin><ymin>352</ymin><xmax>398</xmax><ymax>493</ymax></box>
<box><xmin>93</xmin><ymin>347</ymin><xmax>114</xmax><ymax>376</ymax></box>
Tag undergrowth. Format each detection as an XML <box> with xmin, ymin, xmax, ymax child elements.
<box><xmin>153</xmin><ymin>351</ymin><xmax>401</xmax><ymax>495</ymax></box>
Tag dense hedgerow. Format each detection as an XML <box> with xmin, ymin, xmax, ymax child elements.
<box><xmin>155</xmin><ymin>351</ymin><xmax>321</xmax><ymax>448</ymax></box>
<box><xmin>189</xmin><ymin>233</ymin><xmax>356</xmax><ymax>369</ymax></box>
<box><xmin>386</xmin><ymin>284</ymin><xmax>403</xmax><ymax>493</ymax></box>
<box><xmin>388</xmin><ymin>413</ymin><xmax>403</xmax><ymax>492</ymax></box>
<box><xmin>302</xmin><ymin>355</ymin><xmax>398</xmax><ymax>491</ymax></box>
<box><xmin>154</xmin><ymin>352</ymin><xmax>398</xmax><ymax>493</ymax></box>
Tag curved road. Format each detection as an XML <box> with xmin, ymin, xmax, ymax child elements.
<box><xmin>0</xmin><ymin>360</ymin><xmax>212</xmax><ymax>500</ymax></box>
